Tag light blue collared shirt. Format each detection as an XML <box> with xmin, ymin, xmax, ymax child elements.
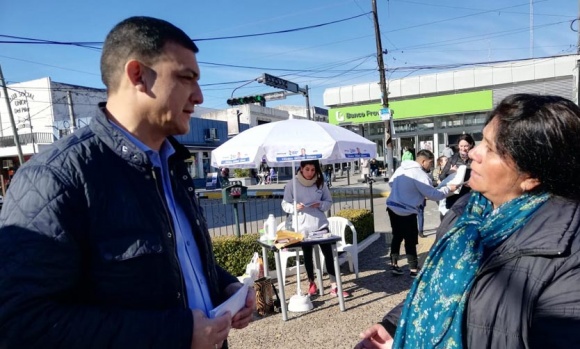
<box><xmin>110</xmin><ymin>121</ymin><xmax>213</xmax><ymax>315</ymax></box>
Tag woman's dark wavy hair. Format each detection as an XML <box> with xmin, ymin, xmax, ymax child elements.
<box><xmin>487</xmin><ymin>94</ymin><xmax>580</xmax><ymax>200</ymax></box>
<box><xmin>457</xmin><ymin>133</ymin><xmax>475</xmax><ymax>149</ymax></box>
<box><xmin>298</xmin><ymin>160</ymin><xmax>324</xmax><ymax>189</ymax></box>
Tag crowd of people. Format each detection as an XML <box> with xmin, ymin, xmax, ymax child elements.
<box><xmin>0</xmin><ymin>14</ymin><xmax>578</xmax><ymax>349</ymax></box>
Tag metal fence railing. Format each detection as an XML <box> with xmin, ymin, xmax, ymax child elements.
<box><xmin>0</xmin><ymin>132</ymin><xmax>55</xmax><ymax>147</ymax></box>
<box><xmin>200</xmin><ymin>187</ymin><xmax>373</xmax><ymax>238</ymax></box>
<box><xmin>328</xmin><ymin>188</ymin><xmax>371</xmax><ymax>216</ymax></box>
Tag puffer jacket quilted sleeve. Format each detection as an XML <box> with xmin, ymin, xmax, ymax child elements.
<box><xmin>0</xmin><ymin>151</ymin><xmax>193</xmax><ymax>347</ymax></box>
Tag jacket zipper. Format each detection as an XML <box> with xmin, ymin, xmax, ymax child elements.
<box><xmin>151</xmin><ymin>167</ymin><xmax>188</xmax><ymax>308</ymax></box>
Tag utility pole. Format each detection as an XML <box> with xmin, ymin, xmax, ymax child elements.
<box><xmin>66</xmin><ymin>91</ymin><xmax>76</xmax><ymax>134</ymax></box>
<box><xmin>372</xmin><ymin>0</ymin><xmax>394</xmax><ymax>175</ymax></box>
<box><xmin>577</xmin><ymin>0</ymin><xmax>580</xmax><ymax>105</ymax></box>
<box><xmin>0</xmin><ymin>65</ymin><xmax>25</xmax><ymax>166</ymax></box>
<box><xmin>530</xmin><ymin>0</ymin><xmax>534</xmax><ymax>58</ymax></box>
<box><xmin>25</xmin><ymin>95</ymin><xmax>35</xmax><ymax>154</ymax></box>
<box><xmin>304</xmin><ymin>85</ymin><xmax>311</xmax><ymax>120</ymax></box>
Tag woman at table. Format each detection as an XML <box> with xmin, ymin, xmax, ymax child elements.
<box><xmin>355</xmin><ymin>94</ymin><xmax>580</xmax><ymax>349</ymax></box>
<box><xmin>282</xmin><ymin>160</ymin><xmax>350</xmax><ymax>298</ymax></box>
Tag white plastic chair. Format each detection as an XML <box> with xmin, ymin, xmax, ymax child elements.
<box><xmin>278</xmin><ymin>221</ymin><xmax>323</xmax><ymax>287</ymax></box>
<box><xmin>322</xmin><ymin>217</ymin><xmax>359</xmax><ymax>278</ymax></box>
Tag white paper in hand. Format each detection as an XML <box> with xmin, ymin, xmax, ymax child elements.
<box><xmin>209</xmin><ymin>284</ymin><xmax>249</xmax><ymax>318</ymax></box>
<box><xmin>438</xmin><ymin>165</ymin><xmax>467</xmax><ymax>195</ymax></box>
<box><xmin>447</xmin><ymin>165</ymin><xmax>467</xmax><ymax>186</ymax></box>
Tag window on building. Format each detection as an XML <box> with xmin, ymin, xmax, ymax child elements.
<box><xmin>394</xmin><ymin>121</ymin><xmax>417</xmax><ymax>133</ymax></box>
<box><xmin>439</xmin><ymin>115</ymin><xmax>463</xmax><ymax>129</ymax></box>
<box><xmin>368</xmin><ymin>122</ymin><xmax>385</xmax><ymax>135</ymax></box>
<box><xmin>394</xmin><ymin>117</ymin><xmax>434</xmax><ymax>133</ymax></box>
<box><xmin>185</xmin><ymin>155</ymin><xmax>197</xmax><ymax>178</ymax></box>
<box><xmin>464</xmin><ymin>112</ymin><xmax>487</xmax><ymax>127</ymax></box>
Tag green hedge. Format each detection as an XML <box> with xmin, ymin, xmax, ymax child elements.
<box><xmin>211</xmin><ymin>208</ymin><xmax>375</xmax><ymax>276</ymax></box>
<box><xmin>212</xmin><ymin>233</ymin><xmax>275</xmax><ymax>276</ymax></box>
<box><xmin>233</xmin><ymin>168</ymin><xmax>250</xmax><ymax>178</ymax></box>
<box><xmin>334</xmin><ymin>208</ymin><xmax>375</xmax><ymax>244</ymax></box>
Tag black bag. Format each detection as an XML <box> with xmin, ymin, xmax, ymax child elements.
<box><xmin>254</xmin><ymin>277</ymin><xmax>281</xmax><ymax>316</ymax></box>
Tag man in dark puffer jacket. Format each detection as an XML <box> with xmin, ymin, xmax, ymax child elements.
<box><xmin>0</xmin><ymin>16</ymin><xmax>255</xmax><ymax>349</ymax></box>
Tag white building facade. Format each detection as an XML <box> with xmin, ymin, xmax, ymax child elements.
<box><xmin>0</xmin><ymin>77</ymin><xmax>106</xmax><ymax>168</ymax></box>
<box><xmin>323</xmin><ymin>55</ymin><xmax>580</xmax><ymax>165</ymax></box>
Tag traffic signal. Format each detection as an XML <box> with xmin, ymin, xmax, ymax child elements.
<box><xmin>227</xmin><ymin>95</ymin><xmax>266</xmax><ymax>107</ymax></box>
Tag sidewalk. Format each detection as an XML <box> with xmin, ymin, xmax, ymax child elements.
<box><xmin>227</xmin><ymin>200</ymin><xmax>440</xmax><ymax>348</ymax></box>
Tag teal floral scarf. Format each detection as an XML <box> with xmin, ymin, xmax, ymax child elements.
<box><xmin>393</xmin><ymin>191</ymin><xmax>550</xmax><ymax>349</ymax></box>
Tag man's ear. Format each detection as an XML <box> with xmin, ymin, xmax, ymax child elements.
<box><xmin>125</xmin><ymin>60</ymin><xmax>147</xmax><ymax>92</ymax></box>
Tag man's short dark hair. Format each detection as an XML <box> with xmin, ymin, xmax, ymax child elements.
<box><xmin>416</xmin><ymin>149</ymin><xmax>434</xmax><ymax>160</ymax></box>
<box><xmin>101</xmin><ymin>16</ymin><xmax>199</xmax><ymax>93</ymax></box>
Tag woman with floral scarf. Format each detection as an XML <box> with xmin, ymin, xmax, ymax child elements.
<box><xmin>355</xmin><ymin>94</ymin><xmax>580</xmax><ymax>349</ymax></box>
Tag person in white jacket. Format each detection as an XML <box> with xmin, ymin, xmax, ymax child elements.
<box><xmin>387</xmin><ymin>149</ymin><xmax>457</xmax><ymax>277</ymax></box>
<box><xmin>282</xmin><ymin>160</ymin><xmax>349</xmax><ymax>298</ymax></box>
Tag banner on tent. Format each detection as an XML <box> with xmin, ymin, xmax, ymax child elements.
<box><xmin>345</xmin><ymin>153</ymin><xmax>371</xmax><ymax>158</ymax></box>
<box><xmin>275</xmin><ymin>154</ymin><xmax>322</xmax><ymax>161</ymax></box>
<box><xmin>220</xmin><ymin>152</ymin><xmax>251</xmax><ymax>165</ymax></box>
<box><xmin>274</xmin><ymin>147</ymin><xmax>323</xmax><ymax>162</ymax></box>
<box><xmin>221</xmin><ymin>158</ymin><xmax>251</xmax><ymax>165</ymax></box>
<box><xmin>344</xmin><ymin>147</ymin><xmax>372</xmax><ymax>158</ymax></box>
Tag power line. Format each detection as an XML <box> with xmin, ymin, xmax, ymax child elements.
<box><xmin>0</xmin><ymin>55</ymin><xmax>101</xmax><ymax>76</ymax></box>
<box><xmin>193</xmin><ymin>12</ymin><xmax>372</xmax><ymax>41</ymax></box>
<box><xmin>0</xmin><ymin>12</ymin><xmax>371</xmax><ymax>47</ymax></box>
<box><xmin>390</xmin><ymin>0</ymin><xmax>571</xmax><ymax>17</ymax></box>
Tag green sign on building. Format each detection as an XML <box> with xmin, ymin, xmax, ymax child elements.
<box><xmin>328</xmin><ymin>90</ymin><xmax>493</xmax><ymax>125</ymax></box>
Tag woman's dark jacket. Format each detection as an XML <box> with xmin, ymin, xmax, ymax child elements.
<box><xmin>381</xmin><ymin>194</ymin><xmax>580</xmax><ymax>348</ymax></box>
<box><xmin>0</xmin><ymin>108</ymin><xmax>238</xmax><ymax>348</ymax></box>
<box><xmin>439</xmin><ymin>153</ymin><xmax>472</xmax><ymax>209</ymax></box>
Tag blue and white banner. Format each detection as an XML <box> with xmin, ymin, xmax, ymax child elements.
<box><xmin>276</xmin><ymin>154</ymin><xmax>322</xmax><ymax>161</ymax></box>
<box><xmin>221</xmin><ymin>157</ymin><xmax>251</xmax><ymax>165</ymax></box>
<box><xmin>345</xmin><ymin>153</ymin><xmax>371</xmax><ymax>158</ymax></box>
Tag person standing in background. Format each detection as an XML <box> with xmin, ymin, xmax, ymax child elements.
<box><xmin>370</xmin><ymin>158</ymin><xmax>378</xmax><ymax>177</ymax></box>
<box><xmin>324</xmin><ymin>165</ymin><xmax>333</xmax><ymax>188</ymax></box>
<box><xmin>0</xmin><ymin>16</ymin><xmax>254</xmax><ymax>349</ymax></box>
<box><xmin>442</xmin><ymin>144</ymin><xmax>454</xmax><ymax>158</ymax></box>
<box><xmin>361</xmin><ymin>158</ymin><xmax>370</xmax><ymax>182</ymax></box>
<box><xmin>439</xmin><ymin>134</ymin><xmax>475</xmax><ymax>212</ymax></box>
<box><xmin>433</xmin><ymin>155</ymin><xmax>450</xmax><ymax>220</ymax></box>
<box><xmin>401</xmin><ymin>147</ymin><xmax>414</xmax><ymax>161</ymax></box>
<box><xmin>386</xmin><ymin>150</ymin><xmax>457</xmax><ymax>277</ymax></box>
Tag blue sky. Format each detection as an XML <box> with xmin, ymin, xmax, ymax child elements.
<box><xmin>1</xmin><ymin>0</ymin><xmax>577</xmax><ymax>110</ymax></box>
